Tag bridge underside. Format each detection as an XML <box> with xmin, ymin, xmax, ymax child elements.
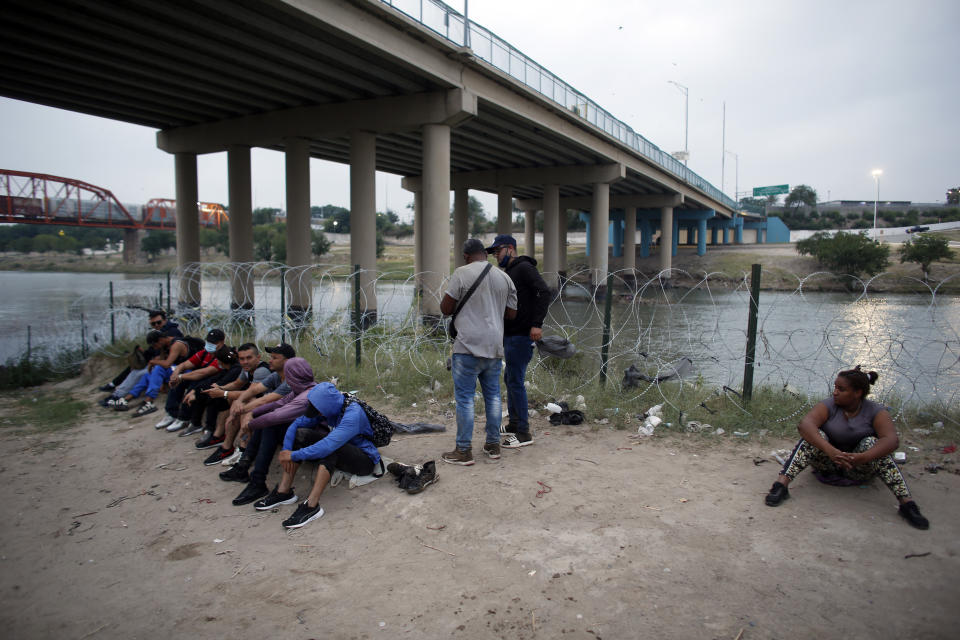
<box><xmin>1</xmin><ymin>0</ymin><xmax>738</xmax><ymax>315</ymax></box>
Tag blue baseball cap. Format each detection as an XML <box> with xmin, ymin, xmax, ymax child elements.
<box><xmin>485</xmin><ymin>234</ymin><xmax>517</xmax><ymax>253</ymax></box>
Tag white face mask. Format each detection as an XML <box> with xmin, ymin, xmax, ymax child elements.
<box><xmin>204</xmin><ymin>342</ymin><xmax>216</xmax><ymax>353</ymax></box>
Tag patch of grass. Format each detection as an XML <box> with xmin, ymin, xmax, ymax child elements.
<box><xmin>0</xmin><ymin>350</ymin><xmax>85</xmax><ymax>390</ymax></box>
<box><xmin>0</xmin><ymin>392</ymin><xmax>88</xmax><ymax>435</ymax></box>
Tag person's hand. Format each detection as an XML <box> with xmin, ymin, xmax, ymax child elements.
<box><xmin>184</xmin><ymin>390</ymin><xmax>195</xmax><ymax>405</ymax></box>
<box><xmin>529</xmin><ymin>327</ymin><xmax>543</xmax><ymax>342</ymax></box>
<box><xmin>829</xmin><ymin>449</ymin><xmax>853</xmax><ymax>470</ymax></box>
<box><xmin>202</xmin><ymin>387</ymin><xmax>218</xmax><ymax>397</ymax></box>
<box><xmin>170</xmin><ymin>374</ymin><xmax>180</xmax><ymax>387</ymax></box>
<box><xmin>238</xmin><ymin>422</ymin><xmax>250</xmax><ymax>440</ymax></box>
<box><xmin>229</xmin><ymin>401</ymin><xmax>242</xmax><ymax>417</ymax></box>
<box><xmin>845</xmin><ymin>452</ymin><xmax>866</xmax><ymax>468</ymax></box>
<box><xmin>279</xmin><ymin>450</ymin><xmax>296</xmax><ymax>475</ymax></box>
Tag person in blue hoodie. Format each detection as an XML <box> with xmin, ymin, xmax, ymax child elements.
<box><xmin>259</xmin><ymin>382</ymin><xmax>381</xmax><ymax>529</ymax></box>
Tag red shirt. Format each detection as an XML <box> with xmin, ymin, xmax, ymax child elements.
<box><xmin>187</xmin><ymin>351</ymin><xmax>223</xmax><ymax>371</ymax></box>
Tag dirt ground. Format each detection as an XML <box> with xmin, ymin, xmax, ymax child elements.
<box><xmin>1</xmin><ymin>377</ymin><xmax>958</xmax><ymax>640</ymax></box>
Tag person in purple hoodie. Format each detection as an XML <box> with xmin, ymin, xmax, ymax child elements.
<box><xmin>231</xmin><ymin>357</ymin><xmax>317</xmax><ymax>506</ymax></box>
<box><xmin>257</xmin><ymin>382</ymin><xmax>382</xmax><ymax>529</ymax></box>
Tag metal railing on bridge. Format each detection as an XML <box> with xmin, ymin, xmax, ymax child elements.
<box><xmin>380</xmin><ymin>0</ymin><xmax>738</xmax><ymax>210</ymax></box>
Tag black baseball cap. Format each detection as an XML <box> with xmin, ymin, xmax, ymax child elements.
<box><xmin>485</xmin><ymin>234</ymin><xmax>517</xmax><ymax>253</ymax></box>
<box><xmin>264</xmin><ymin>343</ymin><xmax>296</xmax><ymax>359</ymax></box>
<box><xmin>205</xmin><ymin>328</ymin><xmax>226</xmax><ymax>343</ymax></box>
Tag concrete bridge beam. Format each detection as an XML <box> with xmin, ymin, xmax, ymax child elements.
<box><xmin>420</xmin><ymin>123</ymin><xmax>450</xmax><ymax>320</ymax></box>
<box><xmin>453</xmin><ymin>188</ymin><xmax>469</xmax><ymax>269</ymax></box>
<box><xmin>497</xmin><ymin>185</ymin><xmax>513</xmax><ymax>235</ymax></box>
<box><xmin>227</xmin><ymin>145</ymin><xmax>254</xmax><ymax>312</ymax></box>
<box><xmin>541</xmin><ymin>184</ymin><xmax>560</xmax><ymax>289</ymax></box>
<box><xmin>174</xmin><ymin>152</ymin><xmax>201</xmax><ymax>311</ymax></box>
<box><xmin>659</xmin><ymin>206</ymin><xmax>673</xmax><ymax>278</ymax></box>
<box><xmin>350</xmin><ymin>131</ymin><xmax>378</xmax><ymax>325</ymax></box>
<box><xmin>524</xmin><ymin>210</ymin><xmax>535</xmax><ymax>257</ymax></box>
<box><xmin>284</xmin><ymin>137</ymin><xmax>312</xmax><ymax>320</ymax></box>
<box><xmin>590</xmin><ymin>183</ymin><xmax>610</xmax><ymax>287</ymax></box>
<box><xmin>624</xmin><ymin>206</ymin><xmax>637</xmax><ymax>272</ymax></box>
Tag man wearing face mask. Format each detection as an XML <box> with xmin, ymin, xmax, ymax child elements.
<box><xmin>485</xmin><ymin>235</ymin><xmax>551</xmax><ymax>449</ymax></box>
<box><xmin>155</xmin><ymin>329</ymin><xmax>228</xmax><ymax>431</ymax></box>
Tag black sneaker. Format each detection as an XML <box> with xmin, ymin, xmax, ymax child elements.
<box><xmin>195</xmin><ymin>433</ymin><xmax>225</xmax><ymax>450</ymax></box>
<box><xmin>406</xmin><ymin>461</ymin><xmax>439</xmax><ymax>495</ymax></box>
<box><xmin>765</xmin><ymin>482</ymin><xmax>790</xmax><ymax>507</ymax></box>
<box><xmin>232</xmin><ymin>481</ymin><xmax>268</xmax><ymax>506</ymax></box>
<box><xmin>113</xmin><ymin>397</ymin><xmax>131</xmax><ymax>412</ymax></box>
<box><xmin>99</xmin><ymin>382</ymin><xmax>116</xmax><ymax>392</ymax></box>
<box><xmin>500</xmin><ymin>421</ymin><xmax>519</xmax><ymax>435</ymax></box>
<box><xmin>203</xmin><ymin>447</ymin><xmax>235</xmax><ymax>466</ymax></box>
<box><xmin>98</xmin><ymin>395</ymin><xmax>113</xmax><ymax>408</ymax></box>
<box><xmin>219</xmin><ymin>461</ymin><xmax>250</xmax><ymax>483</ymax></box>
<box><xmin>179</xmin><ymin>422</ymin><xmax>204</xmax><ymax>437</ymax></box>
<box><xmin>898</xmin><ymin>501</ymin><xmax>930</xmax><ymax>530</ymax></box>
<box><xmin>282</xmin><ymin>501</ymin><xmax>325</xmax><ymax>529</ymax></box>
<box><xmin>503</xmin><ymin>431</ymin><xmax>534</xmax><ymax>448</ymax></box>
<box><xmin>254</xmin><ymin>486</ymin><xmax>299</xmax><ymax>511</ymax></box>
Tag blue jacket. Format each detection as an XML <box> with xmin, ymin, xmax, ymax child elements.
<box><xmin>283</xmin><ymin>383</ymin><xmax>381</xmax><ymax>465</ymax></box>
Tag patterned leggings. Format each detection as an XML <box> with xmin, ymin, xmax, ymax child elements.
<box><xmin>780</xmin><ymin>430</ymin><xmax>911</xmax><ymax>499</ymax></box>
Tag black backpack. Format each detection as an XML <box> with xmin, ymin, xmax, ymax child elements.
<box><xmin>340</xmin><ymin>395</ymin><xmax>396</xmax><ymax>448</ymax></box>
<box><xmin>182</xmin><ymin>335</ymin><xmax>206</xmax><ymax>354</ymax></box>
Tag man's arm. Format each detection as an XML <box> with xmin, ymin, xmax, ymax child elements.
<box><xmin>522</xmin><ymin>262</ymin><xmax>551</xmax><ymax>339</ymax></box>
<box><xmin>181</xmin><ymin>364</ymin><xmax>218</xmax><ymax>382</ymax></box>
<box><xmin>151</xmin><ymin>342</ymin><xmax>188</xmax><ymax>368</ymax></box>
<box><xmin>240</xmin><ymin>392</ymin><xmax>282</xmax><ymax>414</ymax></box>
<box><xmin>440</xmin><ymin>294</ymin><xmax>457</xmax><ymax>316</ymax></box>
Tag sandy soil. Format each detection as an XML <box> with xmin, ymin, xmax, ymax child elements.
<box><xmin>1</xmin><ymin>379</ymin><xmax>958</xmax><ymax>640</ymax></box>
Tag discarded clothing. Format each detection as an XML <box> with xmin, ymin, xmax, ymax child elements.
<box><xmin>392</xmin><ymin>421</ymin><xmax>446</xmax><ymax>435</ymax></box>
<box><xmin>549</xmin><ymin>409</ymin><xmax>584</xmax><ymax>425</ymax></box>
<box><xmin>536</xmin><ymin>335</ymin><xmax>577</xmax><ymax>359</ymax></box>
<box><xmin>622</xmin><ymin>357</ymin><xmax>694</xmax><ymax>387</ymax></box>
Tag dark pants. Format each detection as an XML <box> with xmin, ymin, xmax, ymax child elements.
<box><xmin>294</xmin><ymin>427</ymin><xmax>375</xmax><ymax>476</ymax></box>
<box><xmin>111</xmin><ymin>366</ymin><xmax>131</xmax><ymax>387</ymax></box>
<box><xmin>503</xmin><ymin>335</ymin><xmax>535</xmax><ymax>433</ymax></box>
<box><xmin>249</xmin><ymin>424</ymin><xmax>287</xmax><ymax>485</ymax></box>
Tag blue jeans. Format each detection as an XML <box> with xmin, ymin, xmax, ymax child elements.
<box><xmin>451</xmin><ymin>353</ymin><xmax>502</xmax><ymax>451</ymax></box>
<box><xmin>503</xmin><ymin>335</ymin><xmax>535</xmax><ymax>434</ymax></box>
<box><xmin>128</xmin><ymin>365</ymin><xmax>172</xmax><ymax>401</ymax></box>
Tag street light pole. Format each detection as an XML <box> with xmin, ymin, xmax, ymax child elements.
<box><xmin>667</xmin><ymin>81</ymin><xmax>689</xmax><ymax>166</ymax></box>
<box><xmin>871</xmin><ymin>169</ymin><xmax>882</xmax><ymax>241</ymax></box>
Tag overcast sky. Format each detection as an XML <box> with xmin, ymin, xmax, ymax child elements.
<box><xmin>1</xmin><ymin>0</ymin><xmax>957</xmax><ymax>222</ymax></box>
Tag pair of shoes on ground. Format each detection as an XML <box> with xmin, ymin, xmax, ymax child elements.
<box><xmin>219</xmin><ymin>459</ymin><xmax>250</xmax><ymax>483</ymax></box>
<box><xmin>441</xmin><ymin>443</ymin><xmax>503</xmax><ymax>465</ymax></box>
<box><xmin>202</xmin><ymin>446</ymin><xmax>234</xmax><ymax>466</ymax></box>
<box><xmin>178</xmin><ymin>422</ymin><xmax>204</xmax><ymax>438</ymax></box>
<box><xmin>503</xmin><ymin>431</ymin><xmax>534</xmax><ymax>449</ymax></box>
<box><xmin>98</xmin><ymin>382</ymin><xmax>116</xmax><ymax>392</ymax></box>
<box><xmin>386</xmin><ymin>461</ymin><xmax>439</xmax><ymax>494</ymax></box>
<box><xmin>765</xmin><ymin>481</ymin><xmax>931</xmax><ymax>530</ymax></box>
<box><xmin>195</xmin><ymin>432</ymin><xmax>224</xmax><ymax>450</ymax></box>
<box><xmin>232</xmin><ymin>482</ymin><xmax>323</xmax><ymax>528</ymax></box>
<box><xmin>154</xmin><ymin>415</ymin><xmax>187</xmax><ymax>433</ymax></box>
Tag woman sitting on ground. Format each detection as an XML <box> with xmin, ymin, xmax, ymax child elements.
<box><xmin>764</xmin><ymin>366</ymin><xmax>930</xmax><ymax>530</ymax></box>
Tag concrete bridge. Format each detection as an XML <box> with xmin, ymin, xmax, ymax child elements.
<box><xmin>1</xmin><ymin>0</ymin><xmax>740</xmax><ymax>320</ymax></box>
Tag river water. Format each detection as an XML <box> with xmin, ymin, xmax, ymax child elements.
<box><xmin>1</xmin><ymin>270</ymin><xmax>957</xmax><ymax>406</ymax></box>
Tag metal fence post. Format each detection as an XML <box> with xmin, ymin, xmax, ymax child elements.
<box><xmin>166</xmin><ymin>271</ymin><xmax>171</xmax><ymax>314</ymax></box>
<box><xmin>743</xmin><ymin>263</ymin><xmax>762</xmax><ymax>402</ymax></box>
<box><xmin>599</xmin><ymin>272</ymin><xmax>613</xmax><ymax>387</ymax></box>
<box><xmin>353</xmin><ymin>264</ymin><xmax>362</xmax><ymax>367</ymax></box>
<box><xmin>80</xmin><ymin>312</ymin><xmax>87</xmax><ymax>359</ymax></box>
<box><xmin>280</xmin><ymin>266</ymin><xmax>286</xmax><ymax>344</ymax></box>
<box><xmin>109</xmin><ymin>281</ymin><xmax>116</xmax><ymax>345</ymax></box>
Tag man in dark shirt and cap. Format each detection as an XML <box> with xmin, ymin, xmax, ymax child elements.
<box><xmin>485</xmin><ymin>234</ymin><xmax>551</xmax><ymax>449</ymax></box>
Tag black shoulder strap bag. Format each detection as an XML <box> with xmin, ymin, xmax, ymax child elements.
<box><xmin>448</xmin><ymin>263</ymin><xmax>493</xmax><ymax>340</ymax></box>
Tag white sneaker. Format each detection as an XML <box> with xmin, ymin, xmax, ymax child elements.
<box><xmin>155</xmin><ymin>414</ymin><xmax>176</xmax><ymax>429</ymax></box>
<box><xmin>165</xmin><ymin>419</ymin><xmax>186</xmax><ymax>433</ymax></box>
<box><xmin>221</xmin><ymin>448</ymin><xmax>243</xmax><ymax>466</ymax></box>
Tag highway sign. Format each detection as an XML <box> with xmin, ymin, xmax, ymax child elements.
<box><xmin>753</xmin><ymin>184</ymin><xmax>789</xmax><ymax>197</ymax></box>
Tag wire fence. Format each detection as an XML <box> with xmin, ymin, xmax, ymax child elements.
<box><xmin>7</xmin><ymin>262</ymin><xmax>959</xmax><ymax>425</ymax></box>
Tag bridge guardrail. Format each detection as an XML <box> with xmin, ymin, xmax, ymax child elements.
<box><xmin>380</xmin><ymin>0</ymin><xmax>738</xmax><ymax>210</ymax></box>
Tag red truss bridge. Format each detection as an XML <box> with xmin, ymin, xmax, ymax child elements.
<box><xmin>0</xmin><ymin>169</ymin><xmax>227</xmax><ymax>230</ymax></box>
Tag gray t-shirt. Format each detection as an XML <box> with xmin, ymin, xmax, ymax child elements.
<box><xmin>239</xmin><ymin>363</ymin><xmax>272</xmax><ymax>385</ymax></box>
<box><xmin>445</xmin><ymin>260</ymin><xmax>517</xmax><ymax>359</ymax></box>
<box><xmin>821</xmin><ymin>397</ymin><xmax>883</xmax><ymax>452</ymax></box>
<box><xmin>261</xmin><ymin>371</ymin><xmax>292</xmax><ymax>397</ymax></box>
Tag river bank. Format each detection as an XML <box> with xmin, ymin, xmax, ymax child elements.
<box><xmin>3</xmin><ymin>239</ymin><xmax>958</xmax><ymax>292</ymax></box>
<box><xmin>1</xmin><ymin>365</ymin><xmax>958</xmax><ymax>639</ymax></box>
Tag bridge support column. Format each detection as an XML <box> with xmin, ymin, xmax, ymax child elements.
<box><xmin>524</xmin><ymin>210</ymin><xmax>535</xmax><ymax>257</ymax></box>
<box><xmin>590</xmin><ymin>183</ymin><xmax>609</xmax><ymax>289</ymax></box>
<box><xmin>285</xmin><ymin>137</ymin><xmax>312</xmax><ymax>324</ymax></box>
<box><xmin>175</xmin><ymin>152</ymin><xmax>201</xmax><ymax>313</ymax></box>
<box><xmin>559</xmin><ymin>210</ymin><xmax>568</xmax><ymax>284</ymax></box>
<box><xmin>122</xmin><ymin>228</ymin><xmax>143</xmax><ymax>264</ymax></box>
<box><xmin>413</xmin><ymin>190</ymin><xmax>422</xmax><ymax>293</ymax></box>
<box><xmin>723</xmin><ymin>226</ymin><xmax>729</xmax><ymax>244</ymax></box>
<box><xmin>453</xmin><ymin>188</ymin><xmax>469</xmax><ymax>268</ymax></box>
<box><xmin>697</xmin><ymin>219</ymin><xmax>707</xmax><ymax>256</ymax></box>
<box><xmin>541</xmin><ymin>184</ymin><xmax>560</xmax><ymax>289</ymax></box>
<box><xmin>659</xmin><ymin>206</ymin><xmax>673</xmax><ymax>278</ymax></box>
<box><xmin>735</xmin><ymin>219</ymin><xmax>743</xmax><ymax>244</ymax></box>
<box><xmin>611</xmin><ymin>213</ymin><xmax>623</xmax><ymax>258</ymax></box>
<box><xmin>228</xmin><ymin>145</ymin><xmax>254</xmax><ymax>317</ymax></box>
<box><xmin>624</xmin><ymin>207</ymin><xmax>637</xmax><ymax>274</ymax></box>
<box><xmin>711</xmin><ymin>225</ymin><xmax>718</xmax><ymax>246</ymax></box>
<box><xmin>639</xmin><ymin>217</ymin><xmax>651</xmax><ymax>259</ymax></box>
<box><xmin>497</xmin><ymin>185</ymin><xmax>513</xmax><ymax>235</ymax></box>
<box><xmin>672</xmin><ymin>216</ymin><xmax>679</xmax><ymax>257</ymax></box>
<box><xmin>420</xmin><ymin>123</ymin><xmax>450</xmax><ymax>321</ymax></box>
<box><xmin>350</xmin><ymin>131</ymin><xmax>378</xmax><ymax>326</ymax></box>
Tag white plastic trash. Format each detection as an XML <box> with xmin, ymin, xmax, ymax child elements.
<box><xmin>893</xmin><ymin>451</ymin><xmax>907</xmax><ymax>463</ymax></box>
<box><xmin>646</xmin><ymin>404</ymin><xmax>663</xmax><ymax>418</ymax></box>
<box><xmin>545</xmin><ymin>402</ymin><xmax>563</xmax><ymax>414</ymax></box>
<box><xmin>637</xmin><ymin>415</ymin><xmax>662</xmax><ymax>437</ymax></box>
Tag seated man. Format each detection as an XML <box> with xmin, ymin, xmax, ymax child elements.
<box><xmin>194</xmin><ymin>343</ymin><xmax>272</xmax><ymax>465</ymax></box>
<box><xmin>176</xmin><ymin>346</ymin><xmax>243</xmax><ymax>439</ymax></box>
<box><xmin>98</xmin><ymin>309</ymin><xmax>182</xmax><ymax>395</ymax></box>
<box><xmin>258</xmin><ymin>382</ymin><xmax>381</xmax><ymax>530</ymax></box>
<box><xmin>231</xmin><ymin>357</ymin><xmax>317</xmax><ymax>506</ymax></box>
<box><xmin>155</xmin><ymin>329</ymin><xmax>227</xmax><ymax>431</ymax></box>
<box><xmin>114</xmin><ymin>328</ymin><xmax>190</xmax><ymax>414</ymax></box>
<box><xmin>218</xmin><ymin>344</ymin><xmax>296</xmax><ymax>481</ymax></box>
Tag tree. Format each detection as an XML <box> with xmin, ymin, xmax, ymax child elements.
<box><xmin>142</xmin><ymin>231</ymin><xmax>176</xmax><ymax>261</ymax></box>
<box><xmin>796</xmin><ymin>231</ymin><xmax>890</xmax><ymax>278</ymax></box>
<box><xmin>785</xmin><ymin>185</ymin><xmax>817</xmax><ymax>211</ymax></box>
<box><xmin>900</xmin><ymin>234</ymin><xmax>955</xmax><ymax>282</ymax></box>
<box><xmin>322</xmin><ymin>208</ymin><xmax>351</xmax><ymax>233</ymax></box>
<box><xmin>947</xmin><ymin>187</ymin><xmax>959</xmax><ymax>205</ymax></box>
<box><xmin>311</xmin><ymin>229</ymin><xmax>331</xmax><ymax>256</ymax></box>
<box><xmin>738</xmin><ymin>197</ymin><xmax>766</xmax><ymax>214</ymax></box>
<box><xmin>253</xmin><ymin>208</ymin><xmax>279</xmax><ymax>225</ymax></box>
